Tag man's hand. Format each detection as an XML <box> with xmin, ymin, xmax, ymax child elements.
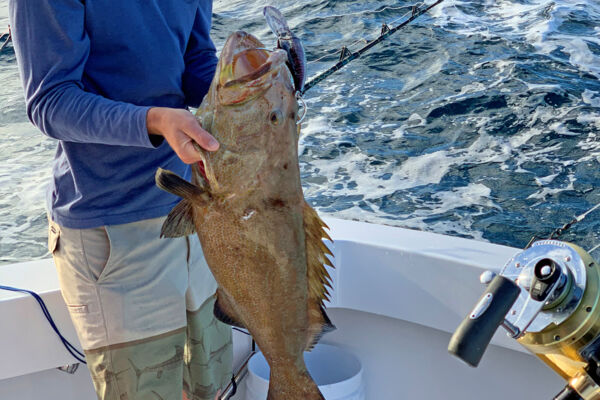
<box><xmin>147</xmin><ymin>107</ymin><xmax>219</xmax><ymax>164</ymax></box>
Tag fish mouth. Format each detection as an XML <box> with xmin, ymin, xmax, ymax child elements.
<box><xmin>217</xmin><ymin>31</ymin><xmax>288</xmax><ymax>105</ymax></box>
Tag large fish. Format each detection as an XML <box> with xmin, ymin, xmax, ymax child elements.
<box><xmin>155</xmin><ymin>14</ymin><xmax>334</xmax><ymax>400</ymax></box>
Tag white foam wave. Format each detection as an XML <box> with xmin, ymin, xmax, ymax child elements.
<box><xmin>583</xmin><ymin>90</ymin><xmax>600</xmax><ymax>108</ymax></box>
<box><xmin>432</xmin><ymin>0</ymin><xmax>600</xmax><ymax>79</ymax></box>
<box><xmin>317</xmin><ymin>182</ymin><xmax>493</xmax><ymax>241</ymax></box>
<box><xmin>527</xmin><ymin>173</ymin><xmax>575</xmax><ymax>202</ymax></box>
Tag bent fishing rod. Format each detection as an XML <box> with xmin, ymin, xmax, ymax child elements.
<box><xmin>301</xmin><ymin>0</ymin><xmax>445</xmax><ymax>95</ymax></box>
<box><xmin>0</xmin><ymin>25</ymin><xmax>11</xmax><ymax>52</ymax></box>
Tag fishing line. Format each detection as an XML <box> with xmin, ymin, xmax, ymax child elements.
<box><xmin>388</xmin><ymin>2</ymin><xmax>426</xmax><ymax>25</ymax></box>
<box><xmin>548</xmin><ymin>202</ymin><xmax>600</xmax><ymax>240</ymax></box>
<box><xmin>589</xmin><ymin>243</ymin><xmax>600</xmax><ymax>255</ymax></box>
<box><xmin>0</xmin><ymin>285</ymin><xmax>86</xmax><ymax>364</ymax></box>
<box><xmin>301</xmin><ymin>0</ymin><xmax>445</xmax><ymax>95</ymax></box>
<box><xmin>306</xmin><ymin>2</ymin><xmax>426</xmax><ymax>65</ymax></box>
<box><xmin>525</xmin><ymin>202</ymin><xmax>600</xmax><ymax>249</ymax></box>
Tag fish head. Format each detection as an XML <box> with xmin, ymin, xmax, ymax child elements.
<box><xmin>196</xmin><ymin>31</ymin><xmax>301</xmax><ymax>194</ymax></box>
<box><xmin>216</xmin><ymin>31</ymin><xmax>294</xmax><ymax>105</ymax></box>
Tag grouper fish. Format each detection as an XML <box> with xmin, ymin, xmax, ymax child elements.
<box><xmin>155</xmin><ymin>22</ymin><xmax>335</xmax><ymax>400</ymax></box>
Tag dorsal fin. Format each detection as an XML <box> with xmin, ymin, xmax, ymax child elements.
<box><xmin>303</xmin><ymin>202</ymin><xmax>335</xmax><ymax>350</ymax></box>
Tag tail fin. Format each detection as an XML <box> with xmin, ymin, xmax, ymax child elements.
<box><xmin>267</xmin><ymin>367</ymin><xmax>324</xmax><ymax>400</ymax></box>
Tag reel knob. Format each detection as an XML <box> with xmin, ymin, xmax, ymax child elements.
<box><xmin>448</xmin><ymin>275</ymin><xmax>521</xmax><ymax>367</ymax></box>
<box><xmin>480</xmin><ymin>270</ymin><xmax>497</xmax><ymax>285</ymax></box>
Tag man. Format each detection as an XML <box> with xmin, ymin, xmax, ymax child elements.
<box><xmin>9</xmin><ymin>1</ymin><xmax>232</xmax><ymax>399</ymax></box>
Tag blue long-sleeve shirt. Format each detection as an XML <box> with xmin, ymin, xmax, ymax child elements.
<box><xmin>9</xmin><ymin>0</ymin><xmax>218</xmax><ymax>228</ymax></box>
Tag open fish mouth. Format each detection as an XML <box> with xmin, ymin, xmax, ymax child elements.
<box><xmin>221</xmin><ymin>48</ymin><xmax>281</xmax><ymax>87</ymax></box>
<box><xmin>217</xmin><ymin>31</ymin><xmax>289</xmax><ymax>105</ymax></box>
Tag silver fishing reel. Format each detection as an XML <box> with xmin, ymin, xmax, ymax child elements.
<box><xmin>449</xmin><ymin>240</ymin><xmax>600</xmax><ymax>399</ymax></box>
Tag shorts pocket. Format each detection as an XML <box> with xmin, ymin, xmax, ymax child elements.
<box><xmin>48</xmin><ymin>221</ymin><xmax>60</xmax><ymax>255</ymax></box>
<box><xmin>80</xmin><ymin>227</ymin><xmax>113</xmax><ymax>283</ymax></box>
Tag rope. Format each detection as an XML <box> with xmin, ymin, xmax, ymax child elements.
<box><xmin>0</xmin><ymin>285</ymin><xmax>86</xmax><ymax>364</ymax></box>
<box><xmin>0</xmin><ymin>288</ymin><xmax>256</xmax><ymax>367</ymax></box>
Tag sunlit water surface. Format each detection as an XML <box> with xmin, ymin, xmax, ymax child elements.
<box><xmin>1</xmin><ymin>0</ymin><xmax>599</xmax><ymax>265</ymax></box>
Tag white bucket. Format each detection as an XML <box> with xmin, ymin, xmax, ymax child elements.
<box><xmin>244</xmin><ymin>343</ymin><xmax>365</xmax><ymax>400</ymax></box>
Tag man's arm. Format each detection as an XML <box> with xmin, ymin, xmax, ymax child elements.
<box><xmin>9</xmin><ymin>0</ymin><xmax>156</xmax><ymax>147</ymax></box>
<box><xmin>9</xmin><ymin>0</ymin><xmax>218</xmax><ymax>161</ymax></box>
<box><xmin>182</xmin><ymin>1</ymin><xmax>219</xmax><ymax>108</ymax></box>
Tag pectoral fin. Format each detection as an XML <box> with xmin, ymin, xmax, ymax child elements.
<box><xmin>161</xmin><ymin>200</ymin><xmax>195</xmax><ymax>238</ymax></box>
<box><xmin>155</xmin><ymin>168</ymin><xmax>210</xmax><ymax>202</ymax></box>
<box><xmin>155</xmin><ymin>168</ymin><xmax>210</xmax><ymax>238</ymax></box>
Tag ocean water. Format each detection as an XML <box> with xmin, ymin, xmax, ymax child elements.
<box><xmin>0</xmin><ymin>0</ymin><xmax>599</xmax><ymax>265</ymax></box>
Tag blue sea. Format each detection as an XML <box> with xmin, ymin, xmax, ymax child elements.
<box><xmin>1</xmin><ymin>0</ymin><xmax>599</xmax><ymax>265</ymax></box>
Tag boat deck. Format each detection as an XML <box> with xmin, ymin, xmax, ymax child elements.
<box><xmin>0</xmin><ymin>218</ymin><xmax>564</xmax><ymax>399</ymax></box>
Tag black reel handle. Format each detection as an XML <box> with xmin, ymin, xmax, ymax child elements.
<box><xmin>448</xmin><ymin>275</ymin><xmax>521</xmax><ymax>367</ymax></box>
<box><xmin>553</xmin><ymin>385</ymin><xmax>583</xmax><ymax>400</ymax></box>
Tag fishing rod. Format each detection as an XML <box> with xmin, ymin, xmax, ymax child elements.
<box><xmin>0</xmin><ymin>25</ymin><xmax>11</xmax><ymax>52</ymax></box>
<box><xmin>301</xmin><ymin>0</ymin><xmax>445</xmax><ymax>95</ymax></box>
<box><xmin>525</xmin><ymin>202</ymin><xmax>600</xmax><ymax>249</ymax></box>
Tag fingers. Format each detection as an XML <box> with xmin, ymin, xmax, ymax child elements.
<box><xmin>147</xmin><ymin>107</ymin><xmax>220</xmax><ymax>165</ymax></box>
<box><xmin>181</xmin><ymin>115</ymin><xmax>219</xmax><ymax>152</ymax></box>
<box><xmin>176</xmin><ymin>131</ymin><xmax>204</xmax><ymax>164</ymax></box>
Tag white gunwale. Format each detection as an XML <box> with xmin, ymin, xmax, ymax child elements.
<box><xmin>1</xmin><ymin>217</ymin><xmax>565</xmax><ymax>399</ymax></box>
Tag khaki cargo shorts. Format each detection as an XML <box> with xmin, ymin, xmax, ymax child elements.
<box><xmin>48</xmin><ymin>216</ymin><xmax>232</xmax><ymax>400</ymax></box>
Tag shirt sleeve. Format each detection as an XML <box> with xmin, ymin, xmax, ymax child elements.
<box><xmin>182</xmin><ymin>1</ymin><xmax>219</xmax><ymax>108</ymax></box>
<box><xmin>9</xmin><ymin>0</ymin><xmax>155</xmax><ymax>148</ymax></box>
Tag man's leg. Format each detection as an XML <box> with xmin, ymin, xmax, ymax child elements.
<box><xmin>183</xmin><ymin>296</ymin><xmax>233</xmax><ymax>400</ymax></box>
<box><xmin>183</xmin><ymin>238</ymin><xmax>233</xmax><ymax>400</ymax></box>
<box><xmin>85</xmin><ymin>329</ymin><xmax>186</xmax><ymax>400</ymax></box>
<box><xmin>49</xmin><ymin>217</ymin><xmax>207</xmax><ymax>400</ymax></box>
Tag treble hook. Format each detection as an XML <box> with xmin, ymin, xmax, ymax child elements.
<box><xmin>296</xmin><ymin>92</ymin><xmax>307</xmax><ymax>125</ymax></box>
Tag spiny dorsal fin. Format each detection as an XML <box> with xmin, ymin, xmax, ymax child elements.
<box><xmin>160</xmin><ymin>199</ymin><xmax>195</xmax><ymax>238</ymax></box>
<box><xmin>303</xmin><ymin>202</ymin><xmax>336</xmax><ymax>350</ymax></box>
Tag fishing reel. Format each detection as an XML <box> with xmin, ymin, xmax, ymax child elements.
<box><xmin>449</xmin><ymin>240</ymin><xmax>600</xmax><ymax>400</ymax></box>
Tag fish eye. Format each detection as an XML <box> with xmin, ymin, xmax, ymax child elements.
<box><xmin>269</xmin><ymin>110</ymin><xmax>283</xmax><ymax>125</ymax></box>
